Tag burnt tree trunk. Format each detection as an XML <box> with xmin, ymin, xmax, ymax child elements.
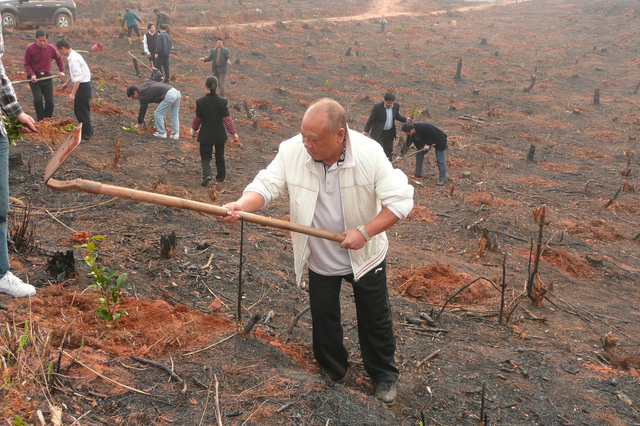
<box><xmin>132</xmin><ymin>58</ymin><xmax>141</xmax><ymax>77</ymax></box>
<box><xmin>47</xmin><ymin>250</ymin><xmax>76</xmax><ymax>282</ymax></box>
<box><xmin>160</xmin><ymin>231</ymin><xmax>177</xmax><ymax>258</ymax></box>
<box><xmin>527</xmin><ymin>144</ymin><xmax>536</xmax><ymax>162</ymax></box>
<box><xmin>454</xmin><ymin>59</ymin><xmax>462</xmax><ymax>81</ymax></box>
<box><xmin>593</xmin><ymin>88</ymin><xmax>600</xmax><ymax>105</ymax></box>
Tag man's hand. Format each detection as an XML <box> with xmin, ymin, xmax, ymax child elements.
<box><xmin>233</xmin><ymin>133</ymin><xmax>239</xmax><ymax>141</ymax></box>
<box><xmin>219</xmin><ymin>202</ymin><xmax>243</xmax><ymax>225</ymax></box>
<box><xmin>67</xmin><ymin>94</ymin><xmax>75</xmax><ymax>103</ymax></box>
<box><xmin>340</xmin><ymin>229</ymin><xmax>367</xmax><ymax>250</ymax></box>
<box><xmin>423</xmin><ymin>146</ymin><xmax>431</xmax><ymax>152</ymax></box>
<box><xmin>134</xmin><ymin>123</ymin><xmax>140</xmax><ymax>130</ymax></box>
<box><xmin>61</xmin><ymin>82</ymin><xmax>68</xmax><ymax>90</ymax></box>
<box><xmin>362</xmin><ymin>131</ymin><xmax>370</xmax><ymax>136</ymax></box>
<box><xmin>227</xmin><ymin>60</ymin><xmax>232</xmax><ymax>65</ymax></box>
<box><xmin>58</xmin><ymin>72</ymin><xmax>65</xmax><ymax>78</ymax></box>
<box><xmin>30</xmin><ymin>75</ymin><xmax>37</xmax><ymax>82</ymax></box>
<box><xmin>407</xmin><ymin>118</ymin><xmax>414</xmax><ymax>123</ymax></box>
<box><xmin>16</xmin><ymin>112</ymin><xmax>37</xmax><ymax>133</ymax></box>
<box><xmin>199</xmin><ymin>57</ymin><xmax>205</xmax><ymax>62</ymax></box>
<box><xmin>190</xmin><ymin>128</ymin><xmax>196</xmax><ymax>137</ymax></box>
<box><xmin>395</xmin><ymin>156</ymin><xmax>401</xmax><ymax>162</ymax></box>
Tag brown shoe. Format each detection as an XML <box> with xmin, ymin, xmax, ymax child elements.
<box><xmin>375</xmin><ymin>381</ymin><xmax>397</xmax><ymax>406</ymax></box>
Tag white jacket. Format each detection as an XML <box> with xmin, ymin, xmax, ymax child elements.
<box><xmin>245</xmin><ymin>129</ymin><xmax>414</xmax><ymax>284</ymax></box>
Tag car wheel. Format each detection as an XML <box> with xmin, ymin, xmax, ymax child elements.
<box><xmin>1</xmin><ymin>12</ymin><xmax>18</xmax><ymax>28</ymax></box>
<box><xmin>55</xmin><ymin>13</ymin><xmax>72</xmax><ymax>28</ymax></box>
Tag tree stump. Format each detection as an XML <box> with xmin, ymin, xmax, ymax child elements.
<box><xmin>527</xmin><ymin>144</ymin><xmax>536</xmax><ymax>162</ymax></box>
<box><xmin>593</xmin><ymin>88</ymin><xmax>600</xmax><ymax>105</ymax></box>
<box><xmin>344</xmin><ymin>47</ymin><xmax>352</xmax><ymax>56</ymax></box>
<box><xmin>522</xmin><ymin>75</ymin><xmax>536</xmax><ymax>92</ymax></box>
<box><xmin>47</xmin><ymin>250</ymin><xmax>76</xmax><ymax>282</ymax></box>
<box><xmin>160</xmin><ymin>231</ymin><xmax>177</xmax><ymax>258</ymax></box>
<box><xmin>454</xmin><ymin>58</ymin><xmax>462</xmax><ymax>81</ymax></box>
<box><xmin>481</xmin><ymin>38</ymin><xmax>488</xmax><ymax>45</ymax></box>
<box><xmin>132</xmin><ymin>58</ymin><xmax>141</xmax><ymax>77</ymax></box>
<box><xmin>8</xmin><ymin>153</ymin><xmax>23</xmax><ymax>168</ymax></box>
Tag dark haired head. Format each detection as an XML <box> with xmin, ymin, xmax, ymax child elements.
<box><xmin>159</xmin><ymin>24</ymin><xmax>167</xmax><ymax>30</ymax></box>
<box><xmin>147</xmin><ymin>23</ymin><xmax>154</xmax><ymax>30</ymax></box>
<box><xmin>401</xmin><ymin>122</ymin><xmax>415</xmax><ymax>133</ymax></box>
<box><xmin>126</xmin><ymin>85</ymin><xmax>139</xmax><ymax>98</ymax></box>
<box><xmin>216</xmin><ymin>37</ymin><xmax>223</xmax><ymax>42</ymax></box>
<box><xmin>35</xmin><ymin>29</ymin><xmax>48</xmax><ymax>39</ymax></box>
<box><xmin>55</xmin><ymin>40</ymin><xmax>70</xmax><ymax>50</ymax></box>
<box><xmin>205</xmin><ymin>76</ymin><xmax>218</xmax><ymax>94</ymax></box>
<box><xmin>383</xmin><ymin>92</ymin><xmax>395</xmax><ymax>102</ymax></box>
<box><xmin>153</xmin><ymin>8</ymin><xmax>159</xmax><ymax>13</ymax></box>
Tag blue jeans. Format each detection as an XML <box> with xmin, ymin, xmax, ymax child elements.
<box><xmin>0</xmin><ymin>135</ymin><xmax>10</xmax><ymax>275</ymax></box>
<box><xmin>154</xmin><ymin>87</ymin><xmax>181</xmax><ymax>135</ymax></box>
<box><xmin>415</xmin><ymin>148</ymin><xmax>446</xmax><ymax>182</ymax></box>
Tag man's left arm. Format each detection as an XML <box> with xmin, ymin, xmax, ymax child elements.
<box><xmin>341</xmin><ymin>207</ymin><xmax>401</xmax><ymax>250</ymax></box>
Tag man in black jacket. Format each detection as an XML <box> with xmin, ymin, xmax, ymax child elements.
<box><xmin>127</xmin><ymin>73</ymin><xmax>181</xmax><ymax>140</ymax></box>
<box><xmin>155</xmin><ymin>25</ymin><xmax>172</xmax><ymax>83</ymax></box>
<box><xmin>363</xmin><ymin>92</ymin><xmax>411</xmax><ymax>161</ymax></box>
<box><xmin>399</xmin><ymin>122</ymin><xmax>448</xmax><ymax>185</ymax></box>
<box><xmin>200</xmin><ymin>38</ymin><xmax>231</xmax><ymax>97</ymax></box>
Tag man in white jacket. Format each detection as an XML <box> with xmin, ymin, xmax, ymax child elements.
<box><xmin>221</xmin><ymin>98</ymin><xmax>413</xmax><ymax>406</ymax></box>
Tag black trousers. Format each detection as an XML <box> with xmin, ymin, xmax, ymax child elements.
<box><xmin>200</xmin><ymin>140</ymin><xmax>225</xmax><ymax>181</ymax></box>
<box><xmin>155</xmin><ymin>55</ymin><xmax>170</xmax><ymax>83</ymax></box>
<box><xmin>74</xmin><ymin>82</ymin><xmax>93</xmax><ymax>139</ymax></box>
<box><xmin>308</xmin><ymin>260</ymin><xmax>398</xmax><ymax>383</ymax></box>
<box><xmin>28</xmin><ymin>73</ymin><xmax>54</xmax><ymax>121</ymax></box>
<box><xmin>379</xmin><ymin>129</ymin><xmax>396</xmax><ymax>161</ymax></box>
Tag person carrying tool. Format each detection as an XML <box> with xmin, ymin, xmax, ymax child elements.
<box><xmin>121</xmin><ymin>7</ymin><xmax>143</xmax><ymax>45</ymax></box>
<box><xmin>155</xmin><ymin>24</ymin><xmax>172</xmax><ymax>83</ymax></box>
<box><xmin>398</xmin><ymin>122</ymin><xmax>448</xmax><ymax>185</ymax></box>
<box><xmin>220</xmin><ymin>98</ymin><xmax>414</xmax><ymax>406</ymax></box>
<box><xmin>23</xmin><ymin>29</ymin><xmax>65</xmax><ymax>121</ymax></box>
<box><xmin>0</xmin><ymin>31</ymin><xmax>38</xmax><ymax>298</ymax></box>
<box><xmin>127</xmin><ymin>76</ymin><xmax>181</xmax><ymax>140</ymax></box>
<box><xmin>57</xmin><ymin>40</ymin><xmax>93</xmax><ymax>141</ymax></box>
<box><xmin>363</xmin><ymin>92</ymin><xmax>412</xmax><ymax>162</ymax></box>
<box><xmin>190</xmin><ymin>76</ymin><xmax>238</xmax><ymax>186</ymax></box>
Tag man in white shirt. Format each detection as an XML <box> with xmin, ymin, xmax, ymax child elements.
<box><xmin>56</xmin><ymin>40</ymin><xmax>93</xmax><ymax>141</ymax></box>
<box><xmin>363</xmin><ymin>92</ymin><xmax>412</xmax><ymax>161</ymax></box>
<box><xmin>221</xmin><ymin>98</ymin><xmax>414</xmax><ymax>406</ymax></box>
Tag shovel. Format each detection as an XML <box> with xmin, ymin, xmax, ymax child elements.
<box><xmin>45</xmin><ymin>125</ymin><xmax>346</xmax><ymax>243</ymax></box>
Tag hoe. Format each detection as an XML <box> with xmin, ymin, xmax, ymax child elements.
<box><xmin>44</xmin><ymin>125</ymin><xmax>346</xmax><ymax>243</ymax></box>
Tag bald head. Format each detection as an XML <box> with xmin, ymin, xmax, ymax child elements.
<box><xmin>305</xmin><ymin>98</ymin><xmax>347</xmax><ymax>134</ymax></box>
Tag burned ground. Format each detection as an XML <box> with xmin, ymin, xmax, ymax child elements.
<box><xmin>1</xmin><ymin>0</ymin><xmax>639</xmax><ymax>425</ymax></box>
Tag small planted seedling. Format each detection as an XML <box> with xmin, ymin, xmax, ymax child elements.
<box><xmin>2</xmin><ymin>115</ymin><xmax>23</xmax><ymax>145</ymax></box>
<box><xmin>77</xmin><ymin>235</ymin><xmax>130</xmax><ymax>325</ymax></box>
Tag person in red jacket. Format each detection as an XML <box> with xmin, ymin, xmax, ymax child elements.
<box><xmin>191</xmin><ymin>76</ymin><xmax>238</xmax><ymax>185</ymax></box>
<box><xmin>23</xmin><ymin>30</ymin><xmax>65</xmax><ymax>121</ymax></box>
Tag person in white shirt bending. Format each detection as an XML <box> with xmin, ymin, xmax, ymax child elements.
<box><xmin>57</xmin><ymin>39</ymin><xmax>93</xmax><ymax>141</ymax></box>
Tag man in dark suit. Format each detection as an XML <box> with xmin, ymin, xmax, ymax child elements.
<box><xmin>200</xmin><ymin>38</ymin><xmax>231</xmax><ymax>98</ymax></box>
<box><xmin>399</xmin><ymin>122</ymin><xmax>448</xmax><ymax>185</ymax></box>
<box><xmin>363</xmin><ymin>92</ymin><xmax>412</xmax><ymax>161</ymax></box>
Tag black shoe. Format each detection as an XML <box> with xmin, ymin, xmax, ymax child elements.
<box><xmin>201</xmin><ymin>176</ymin><xmax>212</xmax><ymax>187</ymax></box>
<box><xmin>375</xmin><ymin>381</ymin><xmax>397</xmax><ymax>406</ymax></box>
<box><xmin>215</xmin><ymin>176</ymin><xmax>225</xmax><ymax>182</ymax></box>
<box><xmin>81</xmin><ymin>135</ymin><xmax>91</xmax><ymax>141</ymax></box>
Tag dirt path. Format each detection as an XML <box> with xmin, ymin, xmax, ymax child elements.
<box><xmin>184</xmin><ymin>0</ymin><xmax>531</xmax><ymax>32</ymax></box>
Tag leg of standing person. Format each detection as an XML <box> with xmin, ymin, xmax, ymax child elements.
<box><xmin>380</xmin><ymin>130</ymin><xmax>395</xmax><ymax>161</ymax></box>
<box><xmin>308</xmin><ymin>269</ymin><xmax>349</xmax><ymax>381</ymax></box>
<box><xmin>436</xmin><ymin>148</ymin><xmax>446</xmax><ymax>184</ymax></box>
<box><xmin>162</xmin><ymin>56</ymin><xmax>170</xmax><ymax>83</ymax></box>
<box><xmin>153</xmin><ymin>97</ymin><xmax>169</xmax><ymax>136</ymax></box>
<box><xmin>218</xmin><ymin>72</ymin><xmax>227</xmax><ymax>98</ymax></box>
<box><xmin>0</xmin><ymin>135</ymin><xmax>36</xmax><ymax>297</ymax></box>
<box><xmin>414</xmin><ymin>149</ymin><xmax>426</xmax><ymax>178</ymax></box>
<box><xmin>347</xmin><ymin>260</ymin><xmax>398</xmax><ymax>383</ymax></box>
<box><xmin>29</xmin><ymin>81</ymin><xmax>45</xmax><ymax>121</ymax></box>
<box><xmin>74</xmin><ymin>82</ymin><xmax>93</xmax><ymax>140</ymax></box>
<box><xmin>127</xmin><ymin>25</ymin><xmax>133</xmax><ymax>44</ymax></box>
<box><xmin>166</xmin><ymin>88</ymin><xmax>180</xmax><ymax>138</ymax></box>
<box><xmin>41</xmin><ymin>76</ymin><xmax>55</xmax><ymax>119</ymax></box>
<box><xmin>199</xmin><ymin>141</ymin><xmax>213</xmax><ymax>186</ymax></box>
<box><xmin>213</xmin><ymin>140</ymin><xmax>225</xmax><ymax>182</ymax></box>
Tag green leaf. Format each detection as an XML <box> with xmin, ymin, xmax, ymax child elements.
<box><xmin>87</xmin><ymin>241</ymin><xmax>95</xmax><ymax>252</ymax></box>
<box><xmin>95</xmin><ymin>307</ymin><xmax>112</xmax><ymax>321</ymax></box>
<box><xmin>97</xmin><ymin>297</ymin><xmax>107</xmax><ymax>305</ymax></box>
<box><xmin>111</xmin><ymin>291</ymin><xmax>118</xmax><ymax>304</ymax></box>
<box><xmin>117</xmin><ymin>273</ymin><xmax>128</xmax><ymax>287</ymax></box>
<box><xmin>113</xmin><ymin>312</ymin><xmax>121</xmax><ymax>322</ymax></box>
